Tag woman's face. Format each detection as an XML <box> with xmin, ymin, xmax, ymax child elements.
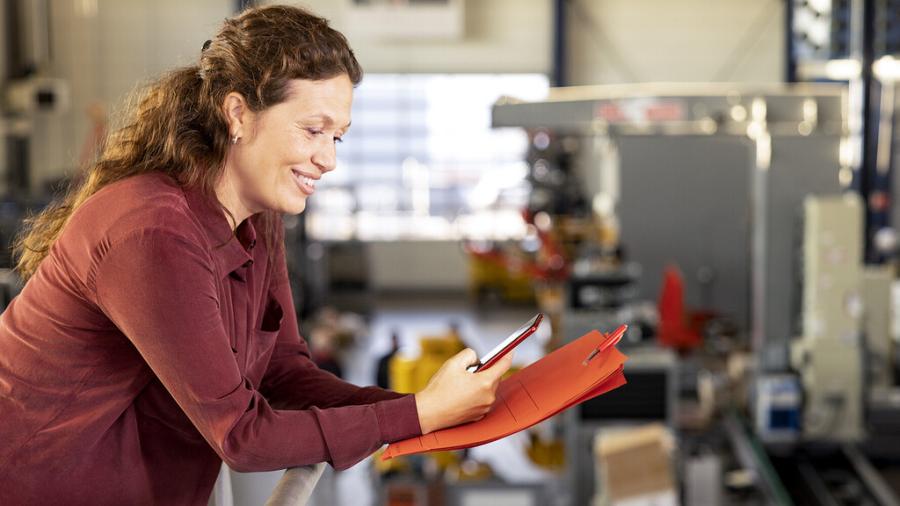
<box><xmin>221</xmin><ymin>74</ymin><xmax>353</xmax><ymax>219</ymax></box>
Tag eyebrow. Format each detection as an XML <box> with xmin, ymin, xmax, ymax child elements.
<box><xmin>307</xmin><ymin>114</ymin><xmax>352</xmax><ymax>130</ymax></box>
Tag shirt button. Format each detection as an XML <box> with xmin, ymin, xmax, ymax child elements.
<box><xmin>248</xmin><ymin>239</ymin><xmax>257</xmax><ymax>250</ymax></box>
<box><xmin>243</xmin><ymin>259</ymin><xmax>253</xmax><ymax>268</ymax></box>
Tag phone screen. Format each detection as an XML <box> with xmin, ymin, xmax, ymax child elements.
<box><xmin>467</xmin><ymin>313</ymin><xmax>543</xmax><ymax>373</ymax></box>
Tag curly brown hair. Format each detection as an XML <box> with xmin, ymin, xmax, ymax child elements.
<box><xmin>14</xmin><ymin>4</ymin><xmax>362</xmax><ymax>280</ymax></box>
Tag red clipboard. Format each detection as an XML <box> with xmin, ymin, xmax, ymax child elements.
<box><xmin>383</xmin><ymin>325</ymin><xmax>629</xmax><ymax>459</ymax></box>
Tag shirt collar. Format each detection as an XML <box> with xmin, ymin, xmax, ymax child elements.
<box><xmin>183</xmin><ymin>186</ymin><xmax>255</xmax><ymax>279</ymax></box>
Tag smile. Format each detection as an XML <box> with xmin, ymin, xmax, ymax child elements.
<box><xmin>291</xmin><ymin>169</ymin><xmax>316</xmax><ymax>195</ymax></box>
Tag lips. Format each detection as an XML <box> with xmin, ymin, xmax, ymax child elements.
<box><xmin>290</xmin><ymin>169</ymin><xmax>317</xmax><ymax>195</ymax></box>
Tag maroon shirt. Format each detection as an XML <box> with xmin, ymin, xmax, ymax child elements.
<box><xmin>0</xmin><ymin>173</ymin><xmax>421</xmax><ymax>505</ymax></box>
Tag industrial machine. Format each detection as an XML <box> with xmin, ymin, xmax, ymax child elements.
<box><xmin>491</xmin><ymin>83</ymin><xmax>900</xmax><ymax>504</ymax></box>
<box><xmin>2</xmin><ymin>0</ymin><xmax>70</xmax><ymax>196</ymax></box>
<box><xmin>792</xmin><ymin>195</ymin><xmax>866</xmax><ymax>442</ymax></box>
<box><xmin>493</xmin><ymin>82</ymin><xmax>848</xmax><ymax>361</ymax></box>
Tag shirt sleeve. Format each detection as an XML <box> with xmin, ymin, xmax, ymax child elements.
<box><xmin>259</xmin><ymin>243</ymin><xmax>419</xmax><ymax>414</ymax></box>
<box><xmin>92</xmin><ymin>229</ymin><xmax>419</xmax><ymax>471</ymax></box>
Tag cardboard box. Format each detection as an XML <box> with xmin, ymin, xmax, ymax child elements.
<box><xmin>594</xmin><ymin>424</ymin><xmax>677</xmax><ymax>505</ymax></box>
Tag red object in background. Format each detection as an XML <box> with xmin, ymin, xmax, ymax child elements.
<box><xmin>657</xmin><ymin>265</ymin><xmax>702</xmax><ymax>350</ymax></box>
<box><xmin>870</xmin><ymin>191</ymin><xmax>891</xmax><ymax>212</ymax></box>
<box><xmin>462</xmin><ymin>210</ymin><xmax>571</xmax><ymax>283</ymax></box>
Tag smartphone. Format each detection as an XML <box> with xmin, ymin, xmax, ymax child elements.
<box><xmin>467</xmin><ymin>313</ymin><xmax>544</xmax><ymax>373</ymax></box>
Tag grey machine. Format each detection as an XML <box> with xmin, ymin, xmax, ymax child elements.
<box><xmin>492</xmin><ymin>83</ymin><xmax>848</xmax><ymax>358</ymax></box>
<box><xmin>492</xmin><ymin>82</ymin><xmax>853</xmax><ymax>505</ymax></box>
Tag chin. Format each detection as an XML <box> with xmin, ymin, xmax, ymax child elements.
<box><xmin>281</xmin><ymin>198</ymin><xmax>307</xmax><ymax>215</ymax></box>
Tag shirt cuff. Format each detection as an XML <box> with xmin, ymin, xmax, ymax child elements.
<box><xmin>375</xmin><ymin>394</ymin><xmax>422</xmax><ymax>443</ymax></box>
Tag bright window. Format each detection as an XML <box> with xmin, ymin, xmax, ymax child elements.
<box><xmin>306</xmin><ymin>74</ymin><xmax>549</xmax><ymax>241</ymax></box>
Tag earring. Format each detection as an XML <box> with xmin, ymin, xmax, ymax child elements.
<box><xmin>231</xmin><ymin>135</ymin><xmax>239</xmax><ymax>145</ymax></box>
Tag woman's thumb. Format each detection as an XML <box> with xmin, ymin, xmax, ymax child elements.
<box><xmin>455</xmin><ymin>348</ymin><xmax>478</xmax><ymax>367</ymax></box>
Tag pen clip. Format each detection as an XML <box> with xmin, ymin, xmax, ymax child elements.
<box><xmin>602</xmin><ymin>324</ymin><xmax>627</xmax><ymax>351</ymax></box>
<box><xmin>582</xmin><ymin>325</ymin><xmax>628</xmax><ymax>366</ymax></box>
<box><xmin>582</xmin><ymin>348</ymin><xmax>601</xmax><ymax>366</ymax></box>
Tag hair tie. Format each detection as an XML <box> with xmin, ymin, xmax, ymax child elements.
<box><xmin>201</xmin><ymin>39</ymin><xmax>212</xmax><ymax>52</ymax></box>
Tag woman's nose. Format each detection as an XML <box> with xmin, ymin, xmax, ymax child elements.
<box><xmin>311</xmin><ymin>141</ymin><xmax>336</xmax><ymax>173</ymax></box>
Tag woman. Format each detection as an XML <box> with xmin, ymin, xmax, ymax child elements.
<box><xmin>0</xmin><ymin>5</ymin><xmax>511</xmax><ymax>505</ymax></box>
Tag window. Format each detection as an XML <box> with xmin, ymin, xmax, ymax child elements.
<box><xmin>306</xmin><ymin>73</ymin><xmax>549</xmax><ymax>241</ymax></box>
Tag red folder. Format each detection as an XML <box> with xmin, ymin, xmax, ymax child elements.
<box><xmin>382</xmin><ymin>326</ymin><xmax>629</xmax><ymax>459</ymax></box>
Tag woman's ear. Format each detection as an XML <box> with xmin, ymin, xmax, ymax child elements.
<box><xmin>222</xmin><ymin>92</ymin><xmax>250</xmax><ymax>140</ymax></box>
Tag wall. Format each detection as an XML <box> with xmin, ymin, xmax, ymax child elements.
<box><xmin>0</xmin><ymin>5</ymin><xmax>5</xmax><ymax>83</ymax></box>
<box><xmin>369</xmin><ymin>240</ymin><xmax>470</xmax><ymax>291</ymax></box>
<box><xmin>284</xmin><ymin>0</ymin><xmax>553</xmax><ymax>74</ymax></box>
<box><xmin>0</xmin><ymin>4</ymin><xmax>7</xmax><ymax>190</ymax></box>
<box><xmin>566</xmin><ymin>0</ymin><xmax>785</xmax><ymax>85</ymax></box>
<box><xmin>295</xmin><ymin>0</ymin><xmax>785</xmax><ymax>82</ymax></box>
<box><xmin>28</xmin><ymin>0</ymin><xmax>232</xmax><ymax>191</ymax></box>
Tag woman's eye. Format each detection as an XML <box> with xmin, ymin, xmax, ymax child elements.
<box><xmin>305</xmin><ymin>127</ymin><xmax>342</xmax><ymax>143</ymax></box>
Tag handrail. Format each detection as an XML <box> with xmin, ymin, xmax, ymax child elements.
<box><xmin>264</xmin><ymin>464</ymin><xmax>327</xmax><ymax>506</ymax></box>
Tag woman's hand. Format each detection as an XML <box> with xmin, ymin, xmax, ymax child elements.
<box><xmin>414</xmin><ymin>348</ymin><xmax>514</xmax><ymax>434</ymax></box>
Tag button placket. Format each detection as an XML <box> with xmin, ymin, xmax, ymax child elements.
<box><xmin>229</xmin><ymin>275</ymin><xmax>250</xmax><ymax>373</ymax></box>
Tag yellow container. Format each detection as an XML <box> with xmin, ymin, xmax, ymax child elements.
<box><xmin>388</xmin><ymin>355</ymin><xmax>419</xmax><ymax>394</ymax></box>
<box><xmin>389</xmin><ymin>335</ymin><xmax>464</xmax><ymax>393</ymax></box>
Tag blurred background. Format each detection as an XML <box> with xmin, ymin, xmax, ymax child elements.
<box><xmin>4</xmin><ymin>0</ymin><xmax>900</xmax><ymax>505</ymax></box>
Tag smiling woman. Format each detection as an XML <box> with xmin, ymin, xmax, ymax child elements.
<box><xmin>0</xmin><ymin>5</ymin><xmax>510</xmax><ymax>505</ymax></box>
<box><xmin>217</xmin><ymin>76</ymin><xmax>353</xmax><ymax>219</ymax></box>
